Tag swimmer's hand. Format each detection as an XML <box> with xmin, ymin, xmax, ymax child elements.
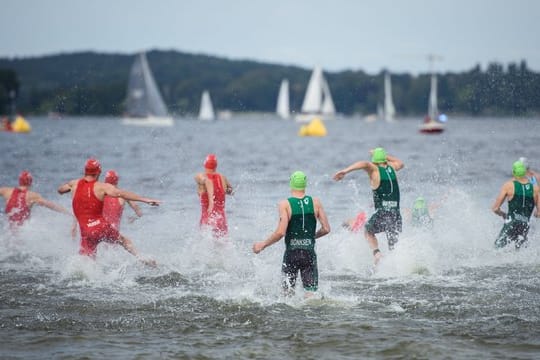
<box><xmin>252</xmin><ymin>241</ymin><xmax>265</xmax><ymax>254</ymax></box>
<box><xmin>139</xmin><ymin>257</ymin><xmax>157</xmax><ymax>267</ymax></box>
<box><xmin>333</xmin><ymin>171</ymin><xmax>346</xmax><ymax>181</ymax></box>
<box><xmin>144</xmin><ymin>199</ymin><xmax>160</xmax><ymax>206</ymax></box>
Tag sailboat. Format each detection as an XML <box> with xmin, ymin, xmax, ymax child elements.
<box><xmin>295</xmin><ymin>66</ymin><xmax>336</xmax><ymax>122</ymax></box>
<box><xmin>383</xmin><ymin>72</ymin><xmax>396</xmax><ymax>122</ymax></box>
<box><xmin>419</xmin><ymin>73</ymin><xmax>445</xmax><ymax>134</ymax></box>
<box><xmin>122</xmin><ymin>52</ymin><xmax>173</xmax><ymax>127</ymax></box>
<box><xmin>198</xmin><ymin>90</ymin><xmax>215</xmax><ymax>121</ymax></box>
<box><xmin>276</xmin><ymin>79</ymin><xmax>290</xmax><ymax>119</ymax></box>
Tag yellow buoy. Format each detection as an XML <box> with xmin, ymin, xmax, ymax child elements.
<box><xmin>298</xmin><ymin>117</ymin><xmax>327</xmax><ymax>137</ymax></box>
<box><xmin>298</xmin><ymin>125</ymin><xmax>309</xmax><ymax>136</ymax></box>
<box><xmin>11</xmin><ymin>115</ymin><xmax>32</xmax><ymax>133</ymax></box>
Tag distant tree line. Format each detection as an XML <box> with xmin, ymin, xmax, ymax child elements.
<box><xmin>0</xmin><ymin>50</ymin><xmax>539</xmax><ymax>117</ymax></box>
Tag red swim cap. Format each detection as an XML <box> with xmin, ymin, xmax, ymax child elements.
<box><xmin>204</xmin><ymin>154</ymin><xmax>217</xmax><ymax>170</ymax></box>
<box><xmin>19</xmin><ymin>171</ymin><xmax>33</xmax><ymax>186</ymax></box>
<box><xmin>84</xmin><ymin>158</ymin><xmax>102</xmax><ymax>175</ymax></box>
<box><xmin>105</xmin><ymin>170</ymin><xmax>119</xmax><ymax>185</ymax></box>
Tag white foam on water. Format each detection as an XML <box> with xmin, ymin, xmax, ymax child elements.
<box><xmin>1</xmin><ymin>176</ymin><xmax>540</xmax><ymax>307</ymax></box>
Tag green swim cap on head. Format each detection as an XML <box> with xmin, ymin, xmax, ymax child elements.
<box><xmin>512</xmin><ymin>161</ymin><xmax>526</xmax><ymax>177</ymax></box>
<box><xmin>414</xmin><ymin>197</ymin><xmax>426</xmax><ymax>209</ymax></box>
<box><xmin>371</xmin><ymin>147</ymin><xmax>387</xmax><ymax>163</ymax></box>
<box><xmin>290</xmin><ymin>171</ymin><xmax>307</xmax><ymax>190</ymax></box>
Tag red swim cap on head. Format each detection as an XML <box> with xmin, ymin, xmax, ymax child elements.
<box><xmin>204</xmin><ymin>154</ymin><xmax>217</xmax><ymax>170</ymax></box>
<box><xmin>19</xmin><ymin>171</ymin><xmax>33</xmax><ymax>186</ymax></box>
<box><xmin>105</xmin><ymin>170</ymin><xmax>119</xmax><ymax>185</ymax></box>
<box><xmin>84</xmin><ymin>158</ymin><xmax>102</xmax><ymax>175</ymax></box>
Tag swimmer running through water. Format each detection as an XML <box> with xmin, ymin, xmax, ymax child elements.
<box><xmin>195</xmin><ymin>154</ymin><xmax>234</xmax><ymax>239</ymax></box>
<box><xmin>253</xmin><ymin>171</ymin><xmax>330</xmax><ymax>297</ymax></box>
<box><xmin>333</xmin><ymin>147</ymin><xmax>404</xmax><ymax>265</ymax></box>
<box><xmin>58</xmin><ymin>158</ymin><xmax>160</xmax><ymax>266</ymax></box>
<box><xmin>102</xmin><ymin>170</ymin><xmax>143</xmax><ymax>230</ymax></box>
<box><xmin>0</xmin><ymin>171</ymin><xmax>71</xmax><ymax>232</ymax></box>
<box><xmin>492</xmin><ymin>160</ymin><xmax>539</xmax><ymax>249</ymax></box>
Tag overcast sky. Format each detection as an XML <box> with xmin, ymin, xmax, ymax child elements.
<box><xmin>1</xmin><ymin>0</ymin><xmax>539</xmax><ymax>74</ymax></box>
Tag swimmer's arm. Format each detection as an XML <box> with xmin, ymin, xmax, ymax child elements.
<box><xmin>71</xmin><ymin>219</ymin><xmax>78</xmax><ymax>240</ymax></box>
<box><xmin>534</xmin><ymin>186</ymin><xmax>540</xmax><ymax>218</ymax></box>
<box><xmin>253</xmin><ymin>200</ymin><xmax>289</xmax><ymax>254</ymax></box>
<box><xmin>333</xmin><ymin>161</ymin><xmax>371</xmax><ymax>181</ymax></box>
<box><xmin>34</xmin><ymin>195</ymin><xmax>71</xmax><ymax>215</ymax></box>
<box><xmin>0</xmin><ymin>187</ymin><xmax>11</xmax><ymax>201</ymax></box>
<box><xmin>223</xmin><ymin>176</ymin><xmax>234</xmax><ymax>195</ymax></box>
<box><xmin>127</xmin><ymin>200</ymin><xmax>143</xmax><ymax>218</ymax></box>
<box><xmin>492</xmin><ymin>183</ymin><xmax>510</xmax><ymax>218</ymax></box>
<box><xmin>194</xmin><ymin>173</ymin><xmax>205</xmax><ymax>185</ymax></box>
<box><xmin>106</xmin><ymin>184</ymin><xmax>160</xmax><ymax>206</ymax></box>
<box><xmin>314</xmin><ymin>198</ymin><xmax>330</xmax><ymax>239</ymax></box>
<box><xmin>58</xmin><ymin>180</ymin><xmax>76</xmax><ymax>194</ymax></box>
<box><xmin>386</xmin><ymin>154</ymin><xmax>404</xmax><ymax>171</ymax></box>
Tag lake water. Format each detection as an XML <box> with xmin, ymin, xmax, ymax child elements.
<box><xmin>1</xmin><ymin>115</ymin><xmax>539</xmax><ymax>359</ymax></box>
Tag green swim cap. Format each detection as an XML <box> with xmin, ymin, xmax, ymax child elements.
<box><xmin>512</xmin><ymin>161</ymin><xmax>526</xmax><ymax>177</ymax></box>
<box><xmin>290</xmin><ymin>171</ymin><xmax>307</xmax><ymax>190</ymax></box>
<box><xmin>371</xmin><ymin>147</ymin><xmax>387</xmax><ymax>163</ymax></box>
<box><xmin>414</xmin><ymin>197</ymin><xmax>426</xmax><ymax>209</ymax></box>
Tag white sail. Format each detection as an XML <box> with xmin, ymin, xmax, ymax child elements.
<box><xmin>301</xmin><ymin>66</ymin><xmax>324</xmax><ymax>114</ymax></box>
<box><xmin>123</xmin><ymin>52</ymin><xmax>173</xmax><ymax>127</ymax></box>
<box><xmin>321</xmin><ymin>77</ymin><xmax>336</xmax><ymax>115</ymax></box>
<box><xmin>297</xmin><ymin>66</ymin><xmax>336</xmax><ymax>121</ymax></box>
<box><xmin>276</xmin><ymin>79</ymin><xmax>290</xmax><ymax>119</ymax></box>
<box><xmin>199</xmin><ymin>90</ymin><xmax>215</xmax><ymax>121</ymax></box>
<box><xmin>383</xmin><ymin>72</ymin><xmax>396</xmax><ymax>122</ymax></box>
<box><xmin>428</xmin><ymin>74</ymin><xmax>438</xmax><ymax>120</ymax></box>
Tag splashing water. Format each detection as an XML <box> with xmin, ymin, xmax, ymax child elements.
<box><xmin>1</xmin><ymin>116</ymin><xmax>539</xmax><ymax>358</ymax></box>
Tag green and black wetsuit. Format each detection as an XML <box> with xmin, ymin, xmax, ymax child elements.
<box><xmin>412</xmin><ymin>207</ymin><xmax>433</xmax><ymax>229</ymax></box>
<box><xmin>495</xmin><ymin>181</ymin><xmax>535</xmax><ymax>249</ymax></box>
<box><xmin>365</xmin><ymin>165</ymin><xmax>402</xmax><ymax>250</ymax></box>
<box><xmin>282</xmin><ymin>195</ymin><xmax>318</xmax><ymax>292</ymax></box>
